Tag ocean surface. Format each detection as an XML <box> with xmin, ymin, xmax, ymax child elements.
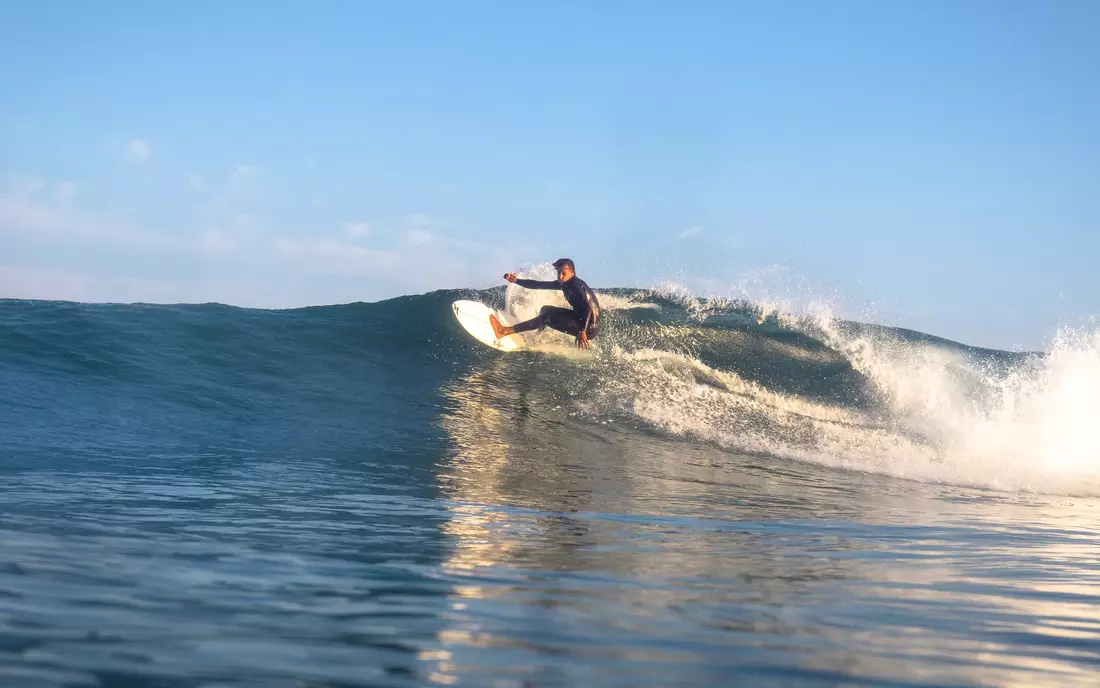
<box><xmin>2</xmin><ymin>282</ymin><xmax>1100</xmax><ymax>687</ymax></box>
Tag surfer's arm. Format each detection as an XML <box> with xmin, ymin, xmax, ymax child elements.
<box><xmin>514</xmin><ymin>279</ymin><xmax>561</xmax><ymax>290</ymax></box>
<box><xmin>574</xmin><ymin>296</ymin><xmax>594</xmax><ymax>349</ymax></box>
<box><xmin>577</xmin><ymin>299</ymin><xmax>593</xmax><ymax>332</ymax></box>
<box><xmin>579</xmin><ymin>285</ymin><xmax>598</xmax><ymax>331</ymax></box>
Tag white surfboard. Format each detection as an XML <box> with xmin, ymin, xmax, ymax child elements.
<box><xmin>452</xmin><ymin>300</ymin><xmax>528</xmax><ymax>352</ymax></box>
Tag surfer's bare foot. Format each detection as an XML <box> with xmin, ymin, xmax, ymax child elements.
<box><xmin>489</xmin><ymin>314</ymin><xmax>512</xmax><ymax>340</ymax></box>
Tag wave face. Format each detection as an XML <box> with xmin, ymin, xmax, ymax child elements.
<box><xmin>2</xmin><ymin>285</ymin><xmax>1098</xmax><ymax>495</ymax></box>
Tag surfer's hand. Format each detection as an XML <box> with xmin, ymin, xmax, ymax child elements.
<box><xmin>503</xmin><ymin>273</ymin><xmax>517</xmax><ymax>283</ymax></box>
<box><xmin>577</xmin><ymin>330</ymin><xmax>589</xmax><ymax>350</ymax></box>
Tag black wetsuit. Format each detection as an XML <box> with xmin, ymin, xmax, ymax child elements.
<box><xmin>511</xmin><ymin>277</ymin><xmax>601</xmax><ymax>338</ymax></box>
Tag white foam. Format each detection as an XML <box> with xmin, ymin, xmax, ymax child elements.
<box><xmin>595</xmin><ymin>293</ymin><xmax>660</xmax><ymax>311</ymax></box>
<box><xmin>802</xmin><ymin>307</ymin><xmax>1100</xmax><ymax>494</ymax></box>
<box><xmin>499</xmin><ymin>273</ymin><xmax>1100</xmax><ymax>495</ymax></box>
<box><xmin>651</xmin><ymin>266</ymin><xmax>844</xmax><ymax>325</ymax></box>
<box><xmin>584</xmin><ymin>345</ymin><xmax>944</xmax><ymax>486</ymax></box>
<box><xmin>546</xmin><ymin>280</ymin><xmax>1100</xmax><ymax>495</ymax></box>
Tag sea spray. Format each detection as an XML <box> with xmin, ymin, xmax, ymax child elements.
<box><xmin>798</xmin><ymin>304</ymin><xmax>1100</xmax><ymax>493</ymax></box>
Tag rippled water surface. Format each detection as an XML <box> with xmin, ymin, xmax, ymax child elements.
<box><xmin>4</xmin><ymin>381</ymin><xmax>1100</xmax><ymax>687</ymax></box>
<box><xmin>3</xmin><ymin>296</ymin><xmax>1100</xmax><ymax>686</ymax></box>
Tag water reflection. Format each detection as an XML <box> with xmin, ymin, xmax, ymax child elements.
<box><xmin>438</xmin><ymin>364</ymin><xmax>842</xmax><ymax>577</ymax></box>
<box><xmin>430</xmin><ymin>359</ymin><xmax>1100</xmax><ymax>686</ymax></box>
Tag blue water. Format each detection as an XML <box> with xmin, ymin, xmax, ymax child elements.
<box><xmin>2</xmin><ymin>290</ymin><xmax>1099</xmax><ymax>687</ymax></box>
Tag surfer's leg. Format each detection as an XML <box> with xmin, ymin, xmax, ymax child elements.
<box><xmin>543</xmin><ymin>307</ymin><xmax>584</xmax><ymax>336</ymax></box>
<box><xmin>490</xmin><ymin>308</ymin><xmax>569</xmax><ymax>339</ymax></box>
<box><xmin>544</xmin><ymin>307</ymin><xmax>600</xmax><ymax>340</ymax></box>
<box><xmin>509</xmin><ymin>306</ymin><xmax>581</xmax><ymax>336</ymax></box>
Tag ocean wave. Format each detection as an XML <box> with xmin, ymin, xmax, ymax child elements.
<box><xmin>2</xmin><ymin>286</ymin><xmax>1097</xmax><ymax>495</ymax></box>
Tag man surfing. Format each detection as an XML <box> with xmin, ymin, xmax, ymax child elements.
<box><xmin>489</xmin><ymin>258</ymin><xmax>601</xmax><ymax>349</ymax></box>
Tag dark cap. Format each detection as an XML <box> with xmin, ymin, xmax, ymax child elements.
<box><xmin>552</xmin><ymin>258</ymin><xmax>575</xmax><ymax>271</ymax></box>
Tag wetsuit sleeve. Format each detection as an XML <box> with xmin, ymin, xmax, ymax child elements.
<box><xmin>577</xmin><ymin>285</ymin><xmax>596</xmax><ymax>331</ymax></box>
<box><xmin>514</xmin><ymin>279</ymin><xmax>561</xmax><ymax>290</ymax></box>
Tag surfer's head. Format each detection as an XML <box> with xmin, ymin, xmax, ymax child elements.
<box><xmin>552</xmin><ymin>258</ymin><xmax>575</xmax><ymax>282</ymax></box>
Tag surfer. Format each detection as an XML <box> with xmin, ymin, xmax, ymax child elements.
<box><xmin>489</xmin><ymin>258</ymin><xmax>601</xmax><ymax>349</ymax></box>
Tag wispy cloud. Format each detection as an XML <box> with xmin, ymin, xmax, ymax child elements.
<box><xmin>445</xmin><ymin>237</ymin><xmax>487</xmax><ymax>254</ymax></box>
<box><xmin>217</xmin><ymin>165</ymin><xmax>260</xmax><ymax>206</ymax></box>
<box><xmin>0</xmin><ymin>189</ymin><xmax>63</xmax><ymax>233</ymax></box>
<box><xmin>198</xmin><ymin>228</ymin><xmax>237</xmax><ymax>257</ymax></box>
<box><xmin>128</xmin><ymin>138</ymin><xmax>151</xmax><ymax>164</ymax></box>
<box><xmin>269</xmin><ymin>221</ymin><xmax>475</xmax><ymax>290</ymax></box>
<box><xmin>54</xmin><ymin>181</ymin><xmax>79</xmax><ymax>206</ymax></box>
<box><xmin>402</xmin><ymin>213</ymin><xmax>434</xmax><ymax>245</ymax></box>
<box><xmin>407</xmin><ymin>229</ymin><xmax>433</xmax><ymax>245</ymax></box>
<box><xmin>232</xmin><ymin>214</ymin><xmax>258</xmax><ymax>232</ymax></box>
<box><xmin>9</xmin><ymin>175</ymin><xmax>45</xmax><ymax>199</ymax></box>
<box><xmin>1</xmin><ymin>177</ymin><xmax>92</xmax><ymax>236</ymax></box>
<box><xmin>0</xmin><ymin>264</ymin><xmax>298</xmax><ymax>308</ymax></box>
<box><xmin>346</xmin><ymin>221</ymin><xmax>371</xmax><ymax>238</ymax></box>
<box><xmin>1</xmin><ymin>175</ymin><xmax>233</xmax><ymax>257</ymax></box>
<box><xmin>2</xmin><ymin>167</ymin><xmax>488</xmax><ymax>306</ymax></box>
<box><xmin>679</xmin><ymin>225</ymin><xmax>702</xmax><ymax>240</ymax></box>
<box><xmin>0</xmin><ymin>264</ymin><xmax>176</xmax><ymax>304</ymax></box>
<box><xmin>1</xmin><ymin>176</ymin><xmax>157</xmax><ymax>246</ymax></box>
<box><xmin>272</xmin><ymin>237</ymin><xmax>401</xmax><ymax>277</ymax></box>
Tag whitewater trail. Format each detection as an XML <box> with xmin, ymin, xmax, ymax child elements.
<box><xmin>493</xmin><ymin>270</ymin><xmax>1100</xmax><ymax>496</ymax></box>
<box><xmin>790</xmin><ymin>304</ymin><xmax>1100</xmax><ymax>495</ymax></box>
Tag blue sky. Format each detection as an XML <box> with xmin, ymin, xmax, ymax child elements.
<box><xmin>1</xmin><ymin>1</ymin><xmax>1097</xmax><ymax>349</ymax></box>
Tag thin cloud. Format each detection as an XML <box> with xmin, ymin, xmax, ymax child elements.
<box><xmin>129</xmin><ymin>139</ymin><xmax>151</xmax><ymax>164</ymax></box>
<box><xmin>0</xmin><ymin>264</ymin><xmax>176</xmax><ymax>304</ymax></box>
<box><xmin>1</xmin><ymin>177</ymin><xmax>89</xmax><ymax>236</ymax></box>
<box><xmin>402</xmin><ymin>213</ymin><xmax>434</xmax><ymax>245</ymax></box>
<box><xmin>0</xmin><ymin>264</ymin><xmax>285</xmax><ymax>307</ymax></box>
<box><xmin>407</xmin><ymin>229</ymin><xmax>433</xmax><ymax>245</ymax></box>
<box><xmin>272</xmin><ymin>237</ymin><xmax>402</xmax><ymax>277</ymax></box>
<box><xmin>0</xmin><ymin>190</ymin><xmax>63</xmax><ymax>233</ymax></box>
<box><xmin>445</xmin><ymin>237</ymin><xmax>487</xmax><ymax>254</ymax></box>
<box><xmin>198</xmin><ymin>228</ymin><xmax>237</xmax><ymax>257</ymax></box>
<box><xmin>346</xmin><ymin>221</ymin><xmax>371</xmax><ymax>238</ymax></box>
<box><xmin>269</xmin><ymin>230</ymin><xmax>472</xmax><ymax>290</ymax></box>
<box><xmin>188</xmin><ymin>174</ymin><xmax>205</xmax><ymax>191</ymax></box>
<box><xmin>232</xmin><ymin>165</ymin><xmax>256</xmax><ymax>183</ymax></box>
<box><xmin>232</xmin><ymin>214</ymin><xmax>258</xmax><ymax>232</ymax></box>
<box><xmin>679</xmin><ymin>225</ymin><xmax>702</xmax><ymax>240</ymax></box>
<box><xmin>8</xmin><ymin>175</ymin><xmax>45</xmax><ymax>199</ymax></box>
<box><xmin>53</xmin><ymin>182</ymin><xmax>79</xmax><ymax>206</ymax></box>
<box><xmin>2</xmin><ymin>175</ymin><xmax>200</xmax><ymax>253</ymax></box>
<box><xmin>193</xmin><ymin>215</ymin><xmax>259</xmax><ymax>257</ymax></box>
